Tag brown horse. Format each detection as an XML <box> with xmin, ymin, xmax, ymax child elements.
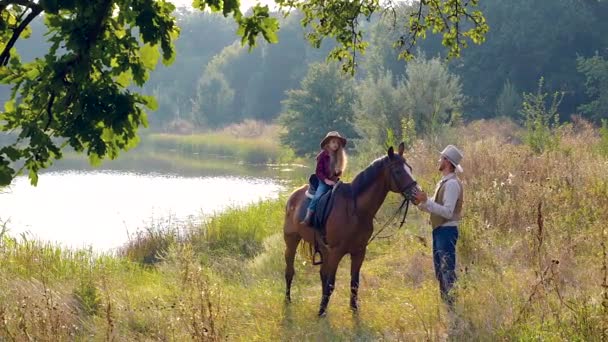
<box><xmin>283</xmin><ymin>143</ymin><xmax>418</xmax><ymax>316</ymax></box>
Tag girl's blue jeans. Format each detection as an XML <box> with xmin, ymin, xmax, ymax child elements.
<box><xmin>307</xmin><ymin>181</ymin><xmax>330</xmax><ymax>211</ymax></box>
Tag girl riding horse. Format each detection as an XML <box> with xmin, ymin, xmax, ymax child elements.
<box><xmin>301</xmin><ymin>131</ymin><xmax>348</xmax><ymax>226</ymax></box>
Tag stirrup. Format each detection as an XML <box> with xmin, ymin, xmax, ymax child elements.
<box><xmin>313</xmin><ymin>249</ymin><xmax>323</xmax><ymax>265</ymax></box>
<box><xmin>312</xmin><ymin>233</ymin><xmax>323</xmax><ymax>265</ymax></box>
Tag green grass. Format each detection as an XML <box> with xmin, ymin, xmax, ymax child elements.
<box><xmin>143</xmin><ymin>132</ymin><xmax>296</xmax><ymax>165</ymax></box>
<box><xmin>1</xmin><ymin>119</ymin><xmax>608</xmax><ymax>340</ymax></box>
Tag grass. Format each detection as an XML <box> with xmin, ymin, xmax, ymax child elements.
<box><xmin>1</xmin><ymin>118</ymin><xmax>608</xmax><ymax>340</ymax></box>
<box><xmin>142</xmin><ymin>123</ymin><xmax>300</xmax><ymax>165</ymax></box>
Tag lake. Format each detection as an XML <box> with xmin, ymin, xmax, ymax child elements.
<box><xmin>0</xmin><ymin>170</ymin><xmax>284</xmax><ymax>251</ymax></box>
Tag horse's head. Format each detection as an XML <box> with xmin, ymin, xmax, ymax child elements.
<box><xmin>386</xmin><ymin>142</ymin><xmax>419</xmax><ymax>200</ymax></box>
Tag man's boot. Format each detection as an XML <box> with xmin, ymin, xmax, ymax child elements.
<box><xmin>300</xmin><ymin>209</ymin><xmax>314</xmax><ymax>226</ymax></box>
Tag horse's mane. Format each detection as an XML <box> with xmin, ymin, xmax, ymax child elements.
<box><xmin>349</xmin><ymin>156</ymin><xmax>389</xmax><ymax>197</ymax></box>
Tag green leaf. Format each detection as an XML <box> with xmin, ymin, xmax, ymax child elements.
<box><xmin>28</xmin><ymin>168</ymin><xmax>38</xmax><ymax>186</ymax></box>
<box><xmin>1</xmin><ymin>146</ymin><xmax>21</xmax><ymax>161</ymax></box>
<box><xmin>4</xmin><ymin>99</ymin><xmax>15</xmax><ymax>113</ymax></box>
<box><xmin>89</xmin><ymin>153</ymin><xmax>102</xmax><ymax>167</ymax></box>
<box><xmin>115</xmin><ymin>70</ymin><xmax>133</xmax><ymax>87</ymax></box>
<box><xmin>140</xmin><ymin>44</ymin><xmax>160</xmax><ymax>70</ymax></box>
<box><xmin>142</xmin><ymin>95</ymin><xmax>158</xmax><ymax>111</ymax></box>
<box><xmin>0</xmin><ymin>160</ymin><xmax>13</xmax><ymax>186</ymax></box>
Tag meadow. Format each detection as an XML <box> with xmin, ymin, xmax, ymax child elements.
<box><xmin>1</xmin><ymin>118</ymin><xmax>607</xmax><ymax>341</ymax></box>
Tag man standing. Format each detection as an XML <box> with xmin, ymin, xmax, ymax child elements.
<box><xmin>414</xmin><ymin>145</ymin><xmax>464</xmax><ymax>306</ymax></box>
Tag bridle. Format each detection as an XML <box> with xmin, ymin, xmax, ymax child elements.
<box><xmin>367</xmin><ymin>159</ymin><xmax>418</xmax><ymax>245</ymax></box>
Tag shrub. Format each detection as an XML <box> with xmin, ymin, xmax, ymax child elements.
<box><xmin>520</xmin><ymin>78</ymin><xmax>562</xmax><ymax>154</ymax></box>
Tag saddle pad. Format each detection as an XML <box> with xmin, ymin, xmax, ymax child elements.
<box><xmin>298</xmin><ymin>182</ymin><xmax>345</xmax><ymax>229</ymax></box>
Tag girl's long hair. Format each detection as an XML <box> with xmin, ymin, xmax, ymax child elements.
<box><xmin>329</xmin><ymin>145</ymin><xmax>348</xmax><ymax>175</ymax></box>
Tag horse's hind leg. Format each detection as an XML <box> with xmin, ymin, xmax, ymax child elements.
<box><xmin>318</xmin><ymin>251</ymin><xmax>344</xmax><ymax>317</ymax></box>
<box><xmin>284</xmin><ymin>232</ymin><xmax>301</xmax><ymax>303</ymax></box>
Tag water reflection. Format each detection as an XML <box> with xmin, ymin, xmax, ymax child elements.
<box><xmin>0</xmin><ymin>170</ymin><xmax>282</xmax><ymax>251</ymax></box>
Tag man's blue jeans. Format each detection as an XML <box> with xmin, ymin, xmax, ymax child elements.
<box><xmin>432</xmin><ymin>226</ymin><xmax>458</xmax><ymax>305</ymax></box>
<box><xmin>308</xmin><ymin>181</ymin><xmax>330</xmax><ymax>211</ymax></box>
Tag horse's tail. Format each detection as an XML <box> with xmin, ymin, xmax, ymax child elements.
<box><xmin>300</xmin><ymin>239</ymin><xmax>314</xmax><ymax>261</ymax></box>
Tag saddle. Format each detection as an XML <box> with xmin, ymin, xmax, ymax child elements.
<box><xmin>299</xmin><ymin>174</ymin><xmax>342</xmax><ymax>230</ymax></box>
<box><xmin>299</xmin><ymin>174</ymin><xmax>346</xmax><ymax>265</ymax></box>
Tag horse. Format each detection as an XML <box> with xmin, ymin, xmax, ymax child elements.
<box><xmin>283</xmin><ymin>143</ymin><xmax>418</xmax><ymax>316</ymax></box>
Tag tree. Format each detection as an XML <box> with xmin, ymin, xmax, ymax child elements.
<box><xmin>401</xmin><ymin>54</ymin><xmax>463</xmax><ymax>136</ymax></box>
<box><xmin>495</xmin><ymin>79</ymin><xmax>522</xmax><ymax>119</ymax></box>
<box><xmin>453</xmin><ymin>0</ymin><xmax>608</xmax><ymax>119</ymax></box>
<box><xmin>521</xmin><ymin>78</ymin><xmax>562</xmax><ymax>154</ymax></box>
<box><xmin>577</xmin><ymin>54</ymin><xmax>608</xmax><ymax>121</ymax></box>
<box><xmin>0</xmin><ymin>0</ymin><xmax>488</xmax><ymax>186</ymax></box>
<box><xmin>192</xmin><ymin>41</ymin><xmax>263</xmax><ymax>127</ymax></box>
<box><xmin>142</xmin><ymin>10</ymin><xmax>238</xmax><ymax>128</ymax></box>
<box><xmin>0</xmin><ymin>0</ymin><xmax>278</xmax><ymax>185</ymax></box>
<box><xmin>275</xmin><ymin>0</ymin><xmax>488</xmax><ymax>72</ymax></box>
<box><xmin>354</xmin><ymin>70</ymin><xmax>408</xmax><ymax>154</ymax></box>
<box><xmin>192</xmin><ymin>72</ymin><xmax>235</xmax><ymax>128</ymax></box>
<box><xmin>362</xmin><ymin>10</ymin><xmax>408</xmax><ymax>82</ymax></box>
<box><xmin>241</xmin><ymin>15</ymin><xmax>309</xmax><ymax>121</ymax></box>
<box><xmin>279</xmin><ymin>63</ymin><xmax>357</xmax><ymax>155</ymax></box>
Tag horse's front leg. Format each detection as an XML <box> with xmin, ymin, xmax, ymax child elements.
<box><xmin>284</xmin><ymin>233</ymin><xmax>301</xmax><ymax>303</ymax></box>
<box><xmin>318</xmin><ymin>250</ymin><xmax>343</xmax><ymax>317</ymax></box>
<box><xmin>350</xmin><ymin>248</ymin><xmax>367</xmax><ymax>312</ymax></box>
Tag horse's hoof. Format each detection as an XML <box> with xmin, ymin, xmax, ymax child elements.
<box><xmin>318</xmin><ymin>308</ymin><xmax>327</xmax><ymax>317</ymax></box>
<box><xmin>285</xmin><ymin>297</ymin><xmax>291</xmax><ymax>304</ymax></box>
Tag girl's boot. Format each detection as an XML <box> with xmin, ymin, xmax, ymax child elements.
<box><xmin>300</xmin><ymin>209</ymin><xmax>314</xmax><ymax>226</ymax></box>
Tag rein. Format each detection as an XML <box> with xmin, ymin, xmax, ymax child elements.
<box><xmin>367</xmin><ymin>195</ymin><xmax>410</xmax><ymax>245</ymax></box>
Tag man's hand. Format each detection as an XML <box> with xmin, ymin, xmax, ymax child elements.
<box><xmin>414</xmin><ymin>191</ymin><xmax>428</xmax><ymax>204</ymax></box>
<box><xmin>325</xmin><ymin>179</ymin><xmax>336</xmax><ymax>186</ymax></box>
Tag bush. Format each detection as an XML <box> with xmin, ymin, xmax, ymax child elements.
<box><xmin>520</xmin><ymin>78</ymin><xmax>562</xmax><ymax>154</ymax></box>
<box><xmin>73</xmin><ymin>276</ymin><xmax>101</xmax><ymax>316</ymax></box>
<box><xmin>400</xmin><ymin>54</ymin><xmax>464</xmax><ymax>137</ymax></box>
<box><xmin>119</xmin><ymin>223</ymin><xmax>180</xmax><ymax>265</ymax></box>
<box><xmin>496</xmin><ymin>79</ymin><xmax>522</xmax><ymax>119</ymax></box>
<box><xmin>191</xmin><ymin>199</ymin><xmax>285</xmax><ymax>259</ymax></box>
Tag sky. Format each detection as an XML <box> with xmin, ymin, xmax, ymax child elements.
<box><xmin>169</xmin><ymin>0</ymin><xmax>277</xmax><ymax>11</ymax></box>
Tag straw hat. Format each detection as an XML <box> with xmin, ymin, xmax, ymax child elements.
<box><xmin>320</xmin><ymin>131</ymin><xmax>347</xmax><ymax>149</ymax></box>
<box><xmin>440</xmin><ymin>145</ymin><xmax>464</xmax><ymax>173</ymax></box>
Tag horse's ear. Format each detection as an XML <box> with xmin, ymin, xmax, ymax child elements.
<box><xmin>398</xmin><ymin>142</ymin><xmax>405</xmax><ymax>156</ymax></box>
<box><xmin>387</xmin><ymin>146</ymin><xmax>394</xmax><ymax>159</ymax></box>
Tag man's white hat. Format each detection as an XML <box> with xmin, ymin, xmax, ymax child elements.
<box><xmin>440</xmin><ymin>145</ymin><xmax>464</xmax><ymax>173</ymax></box>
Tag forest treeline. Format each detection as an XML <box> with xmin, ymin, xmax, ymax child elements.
<box><xmin>4</xmin><ymin>1</ymin><xmax>606</xmax><ymax>155</ymax></box>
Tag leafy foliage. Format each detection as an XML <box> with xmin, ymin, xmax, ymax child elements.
<box><xmin>275</xmin><ymin>0</ymin><xmax>488</xmax><ymax>73</ymax></box>
<box><xmin>278</xmin><ymin>63</ymin><xmax>357</xmax><ymax>155</ymax></box>
<box><xmin>577</xmin><ymin>54</ymin><xmax>608</xmax><ymax>122</ymax></box>
<box><xmin>142</xmin><ymin>11</ymin><xmax>238</xmax><ymax>128</ymax></box>
<box><xmin>496</xmin><ymin>79</ymin><xmax>522</xmax><ymax>119</ymax></box>
<box><xmin>0</xmin><ymin>0</ymin><xmax>280</xmax><ymax>186</ymax></box>
<box><xmin>400</xmin><ymin>116</ymin><xmax>417</xmax><ymax>149</ymax></box>
<box><xmin>455</xmin><ymin>0</ymin><xmax>608</xmax><ymax>119</ymax></box>
<box><xmin>521</xmin><ymin>78</ymin><xmax>563</xmax><ymax>154</ymax></box>
<box><xmin>401</xmin><ymin>54</ymin><xmax>463</xmax><ymax>136</ymax></box>
<box><xmin>192</xmin><ymin>71</ymin><xmax>235</xmax><ymax>128</ymax></box>
<box><xmin>354</xmin><ymin>70</ymin><xmax>407</xmax><ymax>154</ymax></box>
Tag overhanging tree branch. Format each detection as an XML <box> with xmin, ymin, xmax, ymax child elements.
<box><xmin>0</xmin><ymin>5</ymin><xmax>42</xmax><ymax>66</ymax></box>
